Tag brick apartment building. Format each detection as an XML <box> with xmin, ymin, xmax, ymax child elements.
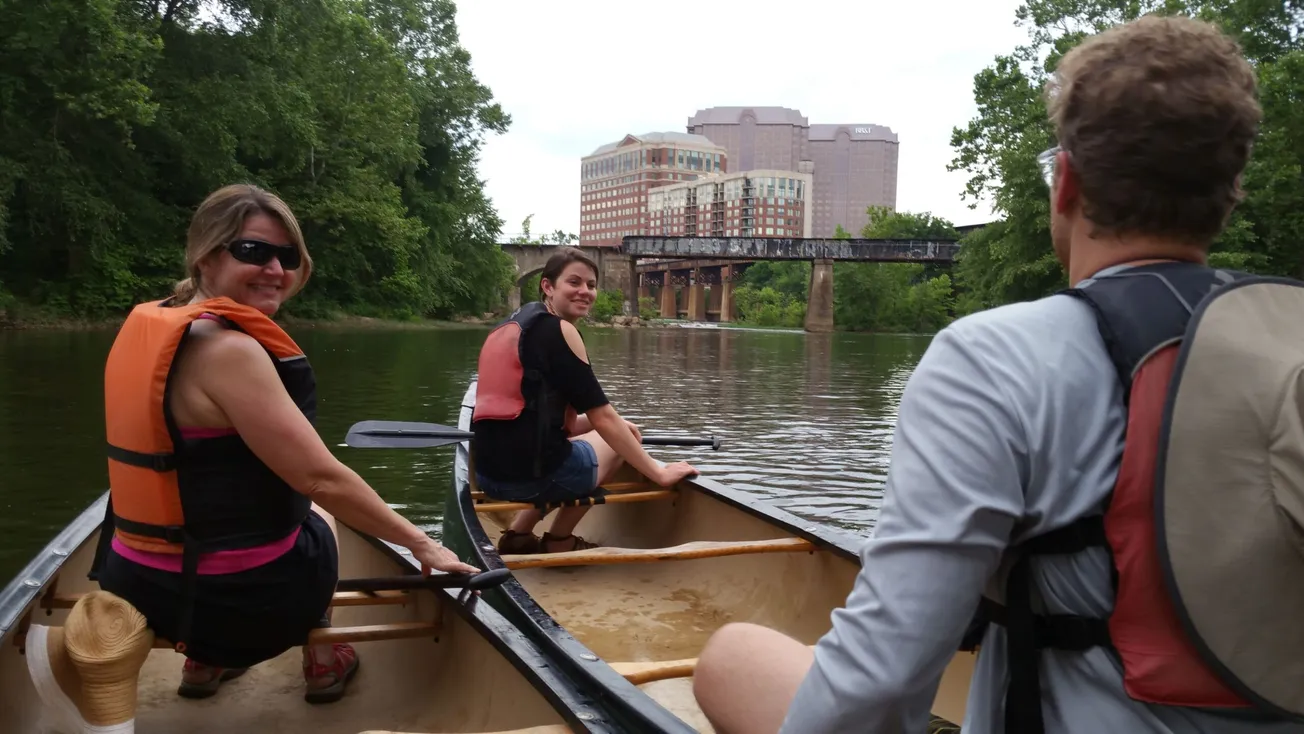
<box><xmin>686</xmin><ymin>106</ymin><xmax>898</xmax><ymax>238</ymax></box>
<box><xmin>580</xmin><ymin>132</ymin><xmax>727</xmax><ymax>246</ymax></box>
<box><xmin>647</xmin><ymin>169</ymin><xmax>813</xmax><ymax>239</ymax></box>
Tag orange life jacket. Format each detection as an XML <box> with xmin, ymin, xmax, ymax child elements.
<box><xmin>102</xmin><ymin>297</ymin><xmax>313</xmax><ymax>557</ymax></box>
<box><xmin>471</xmin><ymin>301</ymin><xmax>574</xmax><ymax>478</ymax></box>
<box><xmin>966</xmin><ymin>263</ymin><xmax>1287</xmax><ymax>732</ymax></box>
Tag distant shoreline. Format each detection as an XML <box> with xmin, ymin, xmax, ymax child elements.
<box><xmin>0</xmin><ymin>310</ymin><xmax>497</xmax><ymax>332</ymax></box>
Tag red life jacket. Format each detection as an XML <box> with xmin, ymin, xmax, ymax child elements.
<box><xmin>472</xmin><ymin>302</ymin><xmax>572</xmax><ymax>477</ymax></box>
<box><xmin>967</xmin><ymin>263</ymin><xmax>1301</xmax><ymax>732</ymax></box>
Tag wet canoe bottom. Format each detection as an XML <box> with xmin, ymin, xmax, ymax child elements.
<box><xmin>0</xmin><ymin>526</ymin><xmax>575</xmax><ymax>734</ymax></box>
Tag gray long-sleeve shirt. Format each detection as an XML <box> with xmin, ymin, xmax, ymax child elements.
<box><xmin>780</xmin><ymin>267</ymin><xmax>1304</xmax><ymax>734</ymax></box>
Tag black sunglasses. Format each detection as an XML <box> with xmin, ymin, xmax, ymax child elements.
<box><xmin>226</xmin><ymin>239</ymin><xmax>302</xmax><ymax>271</ymax></box>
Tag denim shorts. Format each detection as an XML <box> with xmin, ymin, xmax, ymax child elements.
<box><xmin>477</xmin><ymin>439</ymin><xmax>600</xmax><ymax>504</ymax></box>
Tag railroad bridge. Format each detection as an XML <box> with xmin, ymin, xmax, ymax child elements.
<box><xmin>498</xmin><ymin>237</ymin><xmax>959</xmax><ymax>332</ymax></box>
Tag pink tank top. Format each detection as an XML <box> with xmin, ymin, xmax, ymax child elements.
<box><xmin>110</xmin><ymin>314</ymin><xmax>302</xmax><ymax>575</ymax></box>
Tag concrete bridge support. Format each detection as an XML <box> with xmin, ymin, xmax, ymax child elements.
<box><xmin>687</xmin><ymin>271</ymin><xmax>707</xmax><ymax>322</ymax></box>
<box><xmin>719</xmin><ymin>265</ymin><xmax>735</xmax><ymax>322</ymax></box>
<box><xmin>659</xmin><ymin>278</ymin><xmax>677</xmax><ymax>318</ymax></box>
<box><xmin>805</xmin><ymin>258</ymin><xmax>835</xmax><ymax>333</ymax></box>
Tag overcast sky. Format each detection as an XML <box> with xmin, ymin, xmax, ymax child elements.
<box><xmin>454</xmin><ymin>0</ymin><xmax>1032</xmax><ymax>238</ymax></box>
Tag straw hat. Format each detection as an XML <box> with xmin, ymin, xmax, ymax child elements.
<box><xmin>26</xmin><ymin>590</ymin><xmax>155</xmax><ymax>733</ymax></box>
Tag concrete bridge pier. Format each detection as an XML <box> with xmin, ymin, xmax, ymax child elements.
<box><xmin>659</xmin><ymin>271</ymin><xmax>677</xmax><ymax>318</ymax></box>
<box><xmin>687</xmin><ymin>270</ymin><xmax>707</xmax><ymax>322</ymax></box>
<box><xmin>805</xmin><ymin>258</ymin><xmax>835</xmax><ymax>333</ymax></box>
<box><xmin>507</xmin><ymin>286</ymin><xmax>522</xmax><ymax>313</ymax></box>
<box><xmin>719</xmin><ymin>265</ymin><xmax>735</xmax><ymax>322</ymax></box>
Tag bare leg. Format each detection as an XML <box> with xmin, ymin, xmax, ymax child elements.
<box><xmin>507</xmin><ymin>429</ymin><xmax>627</xmax><ymax>540</ymax></box>
<box><xmin>694</xmin><ymin>623</ymin><xmax>814</xmax><ymax>734</ymax></box>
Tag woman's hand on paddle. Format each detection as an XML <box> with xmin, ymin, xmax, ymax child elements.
<box><xmin>412</xmin><ymin>538</ymin><xmax>479</xmax><ymax>576</ymax></box>
<box><xmin>655</xmin><ymin>461</ymin><xmax>699</xmax><ymax>486</ymax></box>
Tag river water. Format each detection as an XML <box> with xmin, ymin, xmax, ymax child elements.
<box><xmin>0</xmin><ymin>323</ymin><xmax>931</xmax><ymax>580</ymax></box>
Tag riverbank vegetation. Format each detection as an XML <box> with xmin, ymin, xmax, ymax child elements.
<box><xmin>0</xmin><ymin>0</ymin><xmax>515</xmax><ymax>326</ymax></box>
<box><xmin>3</xmin><ymin>1</ymin><xmax>1300</xmax><ymax>334</ymax></box>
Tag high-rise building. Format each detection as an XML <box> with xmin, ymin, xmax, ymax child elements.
<box><xmin>647</xmin><ymin>170</ymin><xmax>813</xmax><ymax>239</ymax></box>
<box><xmin>686</xmin><ymin>106</ymin><xmax>899</xmax><ymax>238</ymax></box>
<box><xmin>579</xmin><ymin>132</ymin><xmax>727</xmax><ymax>246</ymax></box>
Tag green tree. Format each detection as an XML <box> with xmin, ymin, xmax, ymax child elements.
<box><xmin>948</xmin><ymin>0</ymin><xmax>1304</xmax><ymax>313</ymax></box>
<box><xmin>834</xmin><ymin>209</ymin><xmax>959</xmax><ymax>332</ymax></box>
<box><xmin>0</xmin><ymin>0</ymin><xmax>515</xmax><ymax>322</ymax></box>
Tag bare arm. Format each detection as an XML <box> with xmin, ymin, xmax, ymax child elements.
<box><xmin>192</xmin><ymin>330</ymin><xmax>476</xmax><ymax>573</ymax></box>
<box><xmin>559</xmin><ymin>321</ymin><xmax>694</xmax><ymax>486</ymax></box>
<box><xmin>567</xmin><ymin>412</ymin><xmax>593</xmax><ymax>436</ymax></box>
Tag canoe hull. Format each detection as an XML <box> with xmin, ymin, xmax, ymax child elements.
<box><xmin>0</xmin><ymin>492</ymin><xmax>624</xmax><ymax>734</ymax></box>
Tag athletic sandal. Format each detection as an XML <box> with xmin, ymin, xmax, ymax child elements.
<box><xmin>541</xmin><ymin>532</ymin><xmax>599</xmax><ymax>552</ymax></box>
<box><xmin>498</xmin><ymin>529</ymin><xmax>541</xmax><ymax>554</ymax></box>
<box><xmin>177</xmin><ymin>658</ymin><xmax>249</xmax><ymax>699</ymax></box>
<box><xmin>303</xmin><ymin>642</ymin><xmax>359</xmax><ymax>704</ymax></box>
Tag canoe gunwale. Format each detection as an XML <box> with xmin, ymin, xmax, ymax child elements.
<box><xmin>0</xmin><ymin>491</ymin><xmax>620</xmax><ymax>734</ymax></box>
<box><xmin>0</xmin><ymin>491</ymin><xmax>107</xmax><ymax>638</ymax></box>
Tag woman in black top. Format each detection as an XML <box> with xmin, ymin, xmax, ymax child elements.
<box><xmin>472</xmin><ymin>248</ymin><xmax>698</xmax><ymax>554</ymax></box>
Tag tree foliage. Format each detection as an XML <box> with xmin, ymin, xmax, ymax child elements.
<box><xmin>949</xmin><ymin>0</ymin><xmax>1304</xmax><ymax>311</ymax></box>
<box><xmin>0</xmin><ymin>0</ymin><xmax>514</xmax><ymax>321</ymax></box>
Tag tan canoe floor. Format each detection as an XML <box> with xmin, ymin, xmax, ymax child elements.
<box><xmin>471</xmin><ymin>465</ymin><xmax>975</xmax><ymax>733</ymax></box>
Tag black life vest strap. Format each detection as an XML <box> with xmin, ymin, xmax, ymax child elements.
<box><xmin>969</xmin><ymin>515</ymin><xmax>1111</xmax><ymax>734</ymax></box>
<box><xmin>106</xmin><ymin>442</ymin><xmax>177</xmax><ymax>472</ymax></box>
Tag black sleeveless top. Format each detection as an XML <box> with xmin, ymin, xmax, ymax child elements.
<box><xmin>472</xmin><ymin>314</ymin><xmax>609</xmax><ymax>481</ymax></box>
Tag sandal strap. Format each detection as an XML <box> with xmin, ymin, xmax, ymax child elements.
<box><xmin>304</xmin><ymin>643</ymin><xmax>356</xmax><ymax>680</ymax></box>
<box><xmin>543</xmin><ymin>533</ymin><xmax>598</xmax><ymax>551</ymax></box>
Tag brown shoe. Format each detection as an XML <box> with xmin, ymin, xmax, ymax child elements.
<box><xmin>541</xmin><ymin>532</ymin><xmax>599</xmax><ymax>553</ymax></box>
<box><xmin>498</xmin><ymin>529</ymin><xmax>540</xmax><ymax>554</ymax></box>
<box><xmin>177</xmin><ymin>658</ymin><xmax>248</xmax><ymax>699</ymax></box>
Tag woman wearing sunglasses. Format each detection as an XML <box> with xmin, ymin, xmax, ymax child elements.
<box><xmin>94</xmin><ymin>184</ymin><xmax>478</xmax><ymax>704</ymax></box>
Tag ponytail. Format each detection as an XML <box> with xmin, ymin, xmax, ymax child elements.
<box><xmin>172</xmin><ymin>275</ymin><xmax>200</xmax><ymax>303</ymax></box>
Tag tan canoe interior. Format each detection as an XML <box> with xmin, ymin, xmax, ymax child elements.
<box><xmin>0</xmin><ymin>524</ymin><xmax>575</xmax><ymax>734</ymax></box>
<box><xmin>471</xmin><ymin>464</ymin><xmax>976</xmax><ymax>733</ymax></box>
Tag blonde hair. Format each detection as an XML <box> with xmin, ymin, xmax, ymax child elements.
<box><xmin>173</xmin><ymin>184</ymin><xmax>313</xmax><ymax>303</ymax></box>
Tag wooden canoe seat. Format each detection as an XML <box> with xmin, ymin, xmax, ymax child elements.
<box><xmin>610</xmin><ymin>645</ymin><xmax>819</xmax><ymax>686</ymax></box>
<box><xmin>471</xmin><ymin>481</ymin><xmax>651</xmax><ymax>502</ymax></box>
<box><xmin>43</xmin><ymin>589</ymin><xmax>410</xmax><ymax>611</ymax></box>
<box><xmin>474</xmin><ymin>489</ymin><xmax>675</xmax><ymax>514</ymax></box>
<box><xmin>609</xmin><ymin>657</ymin><xmax>699</xmax><ymax>685</ymax></box>
<box><xmin>501</xmin><ymin>537</ymin><xmax>815</xmax><ymax>570</ymax></box>
<box><xmin>142</xmin><ymin>621</ymin><xmax>441</xmax><ymax>649</ymax></box>
<box><xmin>360</xmin><ymin>727</ymin><xmax>572</xmax><ymax>734</ymax></box>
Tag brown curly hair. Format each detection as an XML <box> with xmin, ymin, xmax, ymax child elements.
<box><xmin>1046</xmin><ymin>14</ymin><xmax>1261</xmax><ymax>245</ymax></box>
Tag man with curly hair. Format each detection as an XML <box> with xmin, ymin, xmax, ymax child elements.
<box><xmin>691</xmin><ymin>15</ymin><xmax>1304</xmax><ymax>734</ymax></box>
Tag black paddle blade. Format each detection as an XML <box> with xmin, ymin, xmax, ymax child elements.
<box><xmin>343</xmin><ymin>420</ymin><xmax>473</xmax><ymax>449</ymax></box>
<box><xmin>336</xmin><ymin>568</ymin><xmax>511</xmax><ymax>592</ymax></box>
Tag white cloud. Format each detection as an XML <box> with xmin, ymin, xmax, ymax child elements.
<box><xmin>454</xmin><ymin>0</ymin><xmax>1031</xmax><ymax>238</ymax></box>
